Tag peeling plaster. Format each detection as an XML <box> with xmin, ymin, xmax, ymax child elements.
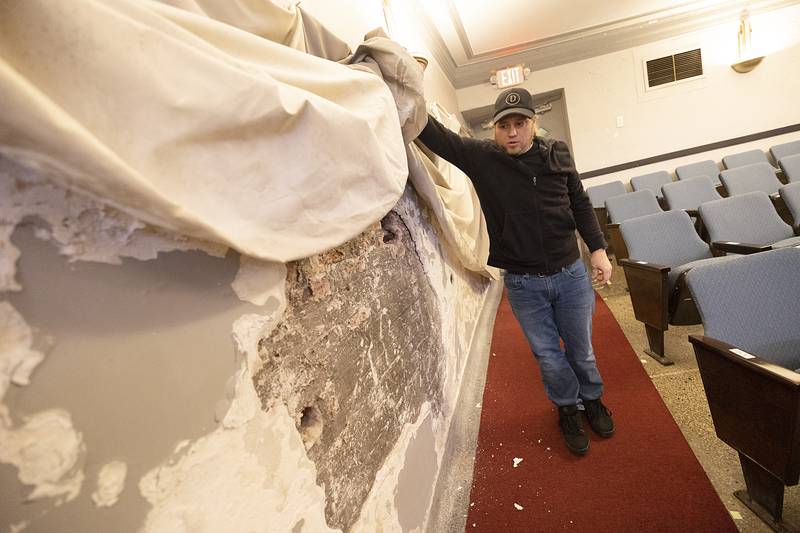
<box><xmin>231</xmin><ymin>257</ymin><xmax>287</xmax><ymax>306</ymax></box>
<box><xmin>0</xmin><ymin>155</ymin><xmax>226</xmax><ymax>290</ymax></box>
<box><xmin>0</xmin><ymin>405</ymin><xmax>85</xmax><ymax>503</ymax></box>
<box><xmin>92</xmin><ymin>460</ymin><xmax>128</xmax><ymax>508</ymax></box>
<box><xmin>139</xmin><ymin>404</ymin><xmax>339</xmax><ymax>533</ymax></box>
<box><xmin>0</xmin><ymin>302</ymin><xmax>45</xmax><ymax>399</ymax></box>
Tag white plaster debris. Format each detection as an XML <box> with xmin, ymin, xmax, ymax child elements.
<box><xmin>513</xmin><ymin>458</ymin><xmax>523</xmax><ymax>468</ymax></box>
<box><xmin>0</xmin><ymin>405</ymin><xmax>85</xmax><ymax>502</ymax></box>
<box><xmin>730</xmin><ymin>510</ymin><xmax>743</xmax><ymax>520</ymax></box>
<box><xmin>514</xmin><ymin>503</ymin><xmax>523</xmax><ymax>510</ymax></box>
<box><xmin>138</xmin><ymin>291</ymin><xmax>338</xmax><ymax>532</ymax></box>
<box><xmin>91</xmin><ymin>460</ymin><xmax>128</xmax><ymax>508</ymax></box>
<box><xmin>231</xmin><ymin>256</ymin><xmax>287</xmax><ymax>306</ymax></box>
<box><xmin>139</xmin><ymin>403</ymin><xmax>339</xmax><ymax>533</ymax></box>
<box><xmin>0</xmin><ymin>302</ymin><xmax>45</xmax><ymax>399</ymax></box>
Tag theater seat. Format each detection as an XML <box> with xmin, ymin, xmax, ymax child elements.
<box><xmin>675</xmin><ymin>159</ymin><xmax>724</xmax><ymax>194</ymax></box>
<box><xmin>779</xmin><ymin>153</ymin><xmax>800</xmax><ymax>183</ymax></box>
<box><xmin>718</xmin><ymin>163</ymin><xmax>793</xmax><ymax>223</ymax></box>
<box><xmin>687</xmin><ymin>247</ymin><xmax>800</xmax><ymax>530</ymax></box>
<box><xmin>719</xmin><ymin>162</ymin><xmax>782</xmax><ymax>195</ymax></box>
<box><xmin>604</xmin><ymin>189</ymin><xmax>661</xmax><ymax>264</ymax></box>
<box><xmin>780</xmin><ymin>182</ymin><xmax>800</xmax><ymax>232</ymax></box>
<box><xmin>770</xmin><ymin>140</ymin><xmax>800</xmax><ymax>164</ymax></box>
<box><xmin>585</xmin><ymin>180</ymin><xmax>627</xmax><ymax>255</ymax></box>
<box><xmin>722</xmin><ymin>148</ymin><xmax>773</xmax><ymax>169</ymax></box>
<box><xmin>661</xmin><ymin>176</ymin><xmax>721</xmax><ymax>240</ymax></box>
<box><xmin>618</xmin><ymin>209</ymin><xmax>734</xmax><ymax>365</ymax></box>
<box><xmin>630</xmin><ymin>170</ymin><xmax>672</xmax><ymax>206</ymax></box>
<box><xmin>698</xmin><ymin>191</ymin><xmax>800</xmax><ymax>255</ymax></box>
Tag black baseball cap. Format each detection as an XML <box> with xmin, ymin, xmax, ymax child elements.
<box><xmin>493</xmin><ymin>88</ymin><xmax>535</xmax><ymax>122</ymax></box>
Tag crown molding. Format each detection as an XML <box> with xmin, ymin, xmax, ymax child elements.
<box><xmin>416</xmin><ymin>0</ymin><xmax>800</xmax><ymax>89</ymax></box>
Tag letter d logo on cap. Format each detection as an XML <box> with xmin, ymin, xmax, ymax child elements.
<box><xmin>505</xmin><ymin>93</ymin><xmax>520</xmax><ymax>105</ymax></box>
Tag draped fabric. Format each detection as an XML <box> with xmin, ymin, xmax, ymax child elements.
<box><xmin>408</xmin><ymin>105</ymin><xmax>497</xmax><ymax>278</ymax></box>
<box><xmin>0</xmin><ymin>0</ymin><xmax>492</xmax><ymax>275</ymax></box>
<box><xmin>0</xmin><ymin>0</ymin><xmax>409</xmax><ymax>262</ymax></box>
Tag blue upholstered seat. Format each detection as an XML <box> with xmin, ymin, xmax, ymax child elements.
<box><xmin>770</xmin><ymin>140</ymin><xmax>800</xmax><ymax>164</ymax></box>
<box><xmin>719</xmin><ymin>162</ymin><xmax>783</xmax><ymax>196</ymax></box>
<box><xmin>699</xmin><ymin>191</ymin><xmax>800</xmax><ymax>248</ymax></box>
<box><xmin>687</xmin><ymin>247</ymin><xmax>800</xmax><ymax>370</ymax></box>
<box><xmin>661</xmin><ymin>176</ymin><xmax>721</xmax><ymax>211</ymax></box>
<box><xmin>585</xmin><ymin>180</ymin><xmax>627</xmax><ymax>209</ymax></box>
<box><xmin>630</xmin><ymin>170</ymin><xmax>672</xmax><ymax>200</ymax></box>
<box><xmin>675</xmin><ymin>160</ymin><xmax>721</xmax><ymax>186</ymax></box>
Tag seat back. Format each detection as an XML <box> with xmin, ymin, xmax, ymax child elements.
<box><xmin>780</xmin><ymin>153</ymin><xmax>800</xmax><ymax>183</ymax></box>
<box><xmin>699</xmin><ymin>191</ymin><xmax>794</xmax><ymax>245</ymax></box>
<box><xmin>630</xmin><ymin>170</ymin><xmax>672</xmax><ymax>199</ymax></box>
<box><xmin>722</xmin><ymin>149</ymin><xmax>771</xmax><ymax>169</ymax></box>
<box><xmin>586</xmin><ymin>180</ymin><xmax>627</xmax><ymax>208</ymax></box>
<box><xmin>687</xmin><ymin>247</ymin><xmax>800</xmax><ymax>369</ymax></box>
<box><xmin>719</xmin><ymin>162</ymin><xmax>783</xmax><ymax>196</ymax></box>
<box><xmin>780</xmin><ymin>182</ymin><xmax>800</xmax><ymax>230</ymax></box>
<box><xmin>620</xmin><ymin>209</ymin><xmax>711</xmax><ymax>267</ymax></box>
<box><xmin>605</xmin><ymin>189</ymin><xmax>661</xmax><ymax>223</ymax></box>
<box><xmin>770</xmin><ymin>140</ymin><xmax>800</xmax><ymax>164</ymax></box>
<box><xmin>662</xmin><ymin>176</ymin><xmax>721</xmax><ymax>211</ymax></box>
<box><xmin>675</xmin><ymin>160</ymin><xmax>721</xmax><ymax>186</ymax></box>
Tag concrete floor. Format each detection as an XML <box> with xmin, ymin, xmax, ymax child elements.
<box><xmin>599</xmin><ymin>264</ymin><xmax>800</xmax><ymax>533</ymax></box>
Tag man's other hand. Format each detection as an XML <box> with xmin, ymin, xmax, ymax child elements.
<box><xmin>590</xmin><ymin>249</ymin><xmax>612</xmax><ymax>284</ymax></box>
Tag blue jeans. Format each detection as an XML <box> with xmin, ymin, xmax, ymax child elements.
<box><xmin>503</xmin><ymin>259</ymin><xmax>603</xmax><ymax>407</ymax></box>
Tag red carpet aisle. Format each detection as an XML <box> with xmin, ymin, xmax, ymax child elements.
<box><xmin>465</xmin><ymin>291</ymin><xmax>737</xmax><ymax>532</ymax></box>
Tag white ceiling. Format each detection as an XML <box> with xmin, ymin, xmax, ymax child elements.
<box><xmin>411</xmin><ymin>0</ymin><xmax>799</xmax><ymax>88</ymax></box>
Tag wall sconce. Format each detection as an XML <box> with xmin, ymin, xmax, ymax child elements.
<box><xmin>731</xmin><ymin>11</ymin><xmax>764</xmax><ymax>73</ymax></box>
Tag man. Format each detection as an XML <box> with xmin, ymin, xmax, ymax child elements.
<box><xmin>417</xmin><ymin>87</ymin><xmax>614</xmax><ymax>455</ymax></box>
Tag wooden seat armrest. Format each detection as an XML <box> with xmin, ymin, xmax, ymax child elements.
<box><xmin>684</xmin><ymin>209</ymin><xmax>699</xmax><ymax>217</ymax></box>
<box><xmin>689</xmin><ymin>334</ymin><xmax>800</xmax><ymax>484</ymax></box>
<box><xmin>711</xmin><ymin>241</ymin><xmax>773</xmax><ymax>255</ymax></box>
<box><xmin>689</xmin><ymin>335</ymin><xmax>800</xmax><ymax>387</ymax></box>
<box><xmin>618</xmin><ymin>258</ymin><xmax>670</xmax><ymax>273</ymax></box>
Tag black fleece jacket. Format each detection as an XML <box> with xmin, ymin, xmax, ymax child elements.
<box><xmin>418</xmin><ymin>115</ymin><xmax>606</xmax><ymax>274</ymax></box>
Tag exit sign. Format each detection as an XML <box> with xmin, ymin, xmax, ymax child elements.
<box><xmin>496</xmin><ymin>65</ymin><xmax>525</xmax><ymax>89</ymax></box>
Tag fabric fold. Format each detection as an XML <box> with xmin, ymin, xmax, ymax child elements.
<box><xmin>0</xmin><ymin>0</ymin><xmax>407</xmax><ymax>262</ymax></box>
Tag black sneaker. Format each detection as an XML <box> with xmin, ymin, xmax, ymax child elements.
<box><xmin>558</xmin><ymin>405</ymin><xmax>589</xmax><ymax>455</ymax></box>
<box><xmin>583</xmin><ymin>399</ymin><xmax>615</xmax><ymax>437</ymax></box>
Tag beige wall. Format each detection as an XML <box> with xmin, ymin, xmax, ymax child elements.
<box><xmin>457</xmin><ymin>5</ymin><xmax>800</xmax><ymax>174</ymax></box>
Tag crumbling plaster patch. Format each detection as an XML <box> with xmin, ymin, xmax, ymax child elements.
<box><xmin>253</xmin><ymin>185</ymin><xmax>490</xmax><ymax>530</ymax></box>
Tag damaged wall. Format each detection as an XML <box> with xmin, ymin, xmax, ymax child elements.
<box><xmin>0</xmin><ymin>149</ymin><xmax>491</xmax><ymax>531</ymax></box>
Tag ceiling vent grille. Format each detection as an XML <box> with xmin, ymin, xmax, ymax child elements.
<box><xmin>646</xmin><ymin>48</ymin><xmax>703</xmax><ymax>88</ymax></box>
